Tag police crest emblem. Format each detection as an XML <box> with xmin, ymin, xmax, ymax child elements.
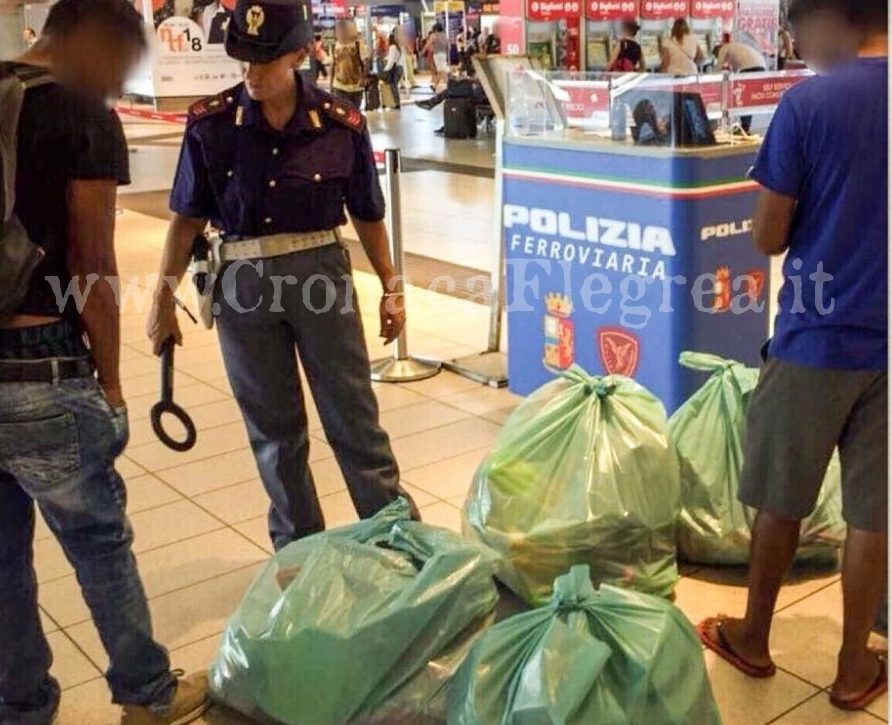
<box><xmin>598</xmin><ymin>326</ymin><xmax>640</xmax><ymax>377</ymax></box>
<box><xmin>246</xmin><ymin>5</ymin><xmax>265</xmax><ymax>36</ymax></box>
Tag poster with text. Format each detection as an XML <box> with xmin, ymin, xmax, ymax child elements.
<box><xmin>735</xmin><ymin>0</ymin><xmax>779</xmax><ymax>57</ymax></box>
<box><xmin>146</xmin><ymin>0</ymin><xmax>244</xmax><ymax>98</ymax></box>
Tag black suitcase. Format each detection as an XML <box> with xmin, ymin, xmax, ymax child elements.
<box><xmin>365</xmin><ymin>81</ymin><xmax>381</xmax><ymax>112</ymax></box>
<box><xmin>444</xmin><ymin>97</ymin><xmax>477</xmax><ymax>139</ymax></box>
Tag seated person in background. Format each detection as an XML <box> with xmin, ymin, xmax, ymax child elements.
<box><xmin>416</xmin><ymin>69</ymin><xmax>489</xmax><ymax>135</ymax></box>
<box><xmin>608</xmin><ymin>19</ymin><xmax>647</xmax><ymax>72</ymax></box>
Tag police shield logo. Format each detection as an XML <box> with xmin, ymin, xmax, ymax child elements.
<box><xmin>246</xmin><ymin>5</ymin><xmax>265</xmax><ymax>36</ymax></box>
<box><xmin>744</xmin><ymin>269</ymin><xmax>766</xmax><ymax>301</ymax></box>
<box><xmin>598</xmin><ymin>327</ymin><xmax>640</xmax><ymax>377</ymax></box>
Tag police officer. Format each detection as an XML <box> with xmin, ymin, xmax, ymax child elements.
<box><xmin>147</xmin><ymin>0</ymin><xmax>418</xmax><ymax>550</ymax></box>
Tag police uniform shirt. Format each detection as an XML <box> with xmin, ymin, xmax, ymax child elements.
<box><xmin>170</xmin><ymin>77</ymin><xmax>385</xmax><ymax>236</ymax></box>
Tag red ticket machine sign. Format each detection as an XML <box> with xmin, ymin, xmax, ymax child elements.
<box><xmin>689</xmin><ymin>0</ymin><xmax>734</xmax><ymax>18</ymax></box>
<box><xmin>527</xmin><ymin>0</ymin><xmax>583</xmax><ymax>21</ymax></box>
<box><xmin>586</xmin><ymin>0</ymin><xmax>639</xmax><ymax>20</ymax></box>
<box><xmin>640</xmin><ymin>0</ymin><xmax>689</xmax><ymax>18</ymax></box>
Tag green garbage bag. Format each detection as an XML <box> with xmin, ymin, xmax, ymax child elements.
<box><xmin>209</xmin><ymin>499</ymin><xmax>500</xmax><ymax>725</ymax></box>
<box><xmin>672</xmin><ymin>352</ymin><xmax>845</xmax><ymax>566</ymax></box>
<box><xmin>448</xmin><ymin>566</ymin><xmax>722</xmax><ymax>725</ymax></box>
<box><xmin>463</xmin><ymin>366</ymin><xmax>681</xmax><ymax>605</ymax></box>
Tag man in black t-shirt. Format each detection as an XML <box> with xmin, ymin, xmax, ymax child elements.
<box><xmin>0</xmin><ymin>1</ymin><xmax>208</xmax><ymax>723</ymax></box>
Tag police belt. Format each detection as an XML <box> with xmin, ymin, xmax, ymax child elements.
<box><xmin>219</xmin><ymin>229</ymin><xmax>341</xmax><ymax>262</ymax></box>
<box><xmin>190</xmin><ymin>229</ymin><xmax>341</xmax><ymax>330</ymax></box>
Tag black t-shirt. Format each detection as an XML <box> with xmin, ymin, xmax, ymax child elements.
<box><xmin>14</xmin><ymin>68</ymin><xmax>130</xmax><ymax>318</ymax></box>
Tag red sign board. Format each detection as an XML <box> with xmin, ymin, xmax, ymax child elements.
<box><xmin>640</xmin><ymin>0</ymin><xmax>688</xmax><ymax>18</ymax></box>
<box><xmin>586</xmin><ymin>0</ymin><xmax>639</xmax><ymax>20</ymax></box>
<box><xmin>730</xmin><ymin>74</ymin><xmax>806</xmax><ymax>110</ymax></box>
<box><xmin>527</xmin><ymin>0</ymin><xmax>583</xmax><ymax>20</ymax></box>
<box><xmin>554</xmin><ymin>81</ymin><xmax>610</xmax><ymax>120</ymax></box>
<box><xmin>690</xmin><ymin>0</ymin><xmax>734</xmax><ymax>18</ymax></box>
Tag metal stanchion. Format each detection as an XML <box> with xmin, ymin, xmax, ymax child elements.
<box><xmin>370</xmin><ymin>149</ymin><xmax>441</xmax><ymax>383</ymax></box>
<box><xmin>439</xmin><ymin>118</ymin><xmax>509</xmax><ymax>388</ymax></box>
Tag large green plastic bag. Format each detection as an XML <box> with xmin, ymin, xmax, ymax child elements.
<box><xmin>672</xmin><ymin>352</ymin><xmax>845</xmax><ymax>566</ymax></box>
<box><xmin>463</xmin><ymin>366</ymin><xmax>681</xmax><ymax>605</ymax></box>
<box><xmin>209</xmin><ymin>499</ymin><xmax>500</xmax><ymax>725</ymax></box>
<box><xmin>448</xmin><ymin>566</ymin><xmax>722</xmax><ymax>725</ymax></box>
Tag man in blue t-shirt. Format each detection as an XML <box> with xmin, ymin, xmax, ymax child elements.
<box><xmin>699</xmin><ymin>0</ymin><xmax>888</xmax><ymax>712</ymax></box>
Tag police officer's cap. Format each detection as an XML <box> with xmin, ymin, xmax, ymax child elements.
<box><xmin>225</xmin><ymin>0</ymin><xmax>314</xmax><ymax>64</ymax></box>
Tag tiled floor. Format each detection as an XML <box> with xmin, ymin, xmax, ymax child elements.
<box><xmin>27</xmin><ymin>111</ymin><xmax>887</xmax><ymax>725</ymax></box>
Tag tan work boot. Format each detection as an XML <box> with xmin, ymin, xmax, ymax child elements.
<box><xmin>121</xmin><ymin>671</ymin><xmax>210</xmax><ymax>725</ymax></box>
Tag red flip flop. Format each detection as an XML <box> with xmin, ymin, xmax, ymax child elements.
<box><xmin>830</xmin><ymin>652</ymin><xmax>888</xmax><ymax>712</ymax></box>
<box><xmin>698</xmin><ymin>616</ymin><xmax>777</xmax><ymax>679</ymax></box>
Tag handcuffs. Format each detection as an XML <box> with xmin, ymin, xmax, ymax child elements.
<box><xmin>151</xmin><ymin>299</ymin><xmax>198</xmax><ymax>452</ymax></box>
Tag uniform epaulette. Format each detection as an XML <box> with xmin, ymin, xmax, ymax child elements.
<box><xmin>187</xmin><ymin>89</ymin><xmax>237</xmax><ymax>124</ymax></box>
<box><xmin>320</xmin><ymin>98</ymin><xmax>366</xmax><ymax>133</ymax></box>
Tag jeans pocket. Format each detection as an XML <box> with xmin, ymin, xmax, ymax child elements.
<box><xmin>0</xmin><ymin>412</ymin><xmax>80</xmax><ymax>487</ymax></box>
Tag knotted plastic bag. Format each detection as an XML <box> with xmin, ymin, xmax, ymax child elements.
<box><xmin>672</xmin><ymin>352</ymin><xmax>845</xmax><ymax>566</ymax></box>
<box><xmin>463</xmin><ymin>366</ymin><xmax>681</xmax><ymax>605</ymax></box>
<box><xmin>448</xmin><ymin>566</ymin><xmax>722</xmax><ymax>725</ymax></box>
<box><xmin>209</xmin><ymin>499</ymin><xmax>499</xmax><ymax>725</ymax></box>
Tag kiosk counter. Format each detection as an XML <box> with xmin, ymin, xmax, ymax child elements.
<box><xmin>499</xmin><ymin>71</ymin><xmax>808</xmax><ymax>412</ymax></box>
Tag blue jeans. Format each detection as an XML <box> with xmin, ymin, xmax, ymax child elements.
<box><xmin>0</xmin><ymin>373</ymin><xmax>175</xmax><ymax>722</ymax></box>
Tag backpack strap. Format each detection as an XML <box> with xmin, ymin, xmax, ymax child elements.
<box><xmin>0</xmin><ymin>65</ymin><xmax>53</xmax><ymax>225</ymax></box>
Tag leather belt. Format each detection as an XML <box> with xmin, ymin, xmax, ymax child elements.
<box><xmin>220</xmin><ymin>230</ymin><xmax>340</xmax><ymax>262</ymax></box>
<box><xmin>0</xmin><ymin>357</ymin><xmax>94</xmax><ymax>384</ymax></box>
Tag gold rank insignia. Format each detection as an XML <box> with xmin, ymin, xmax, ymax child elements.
<box><xmin>246</xmin><ymin>5</ymin><xmax>265</xmax><ymax>36</ymax></box>
<box><xmin>308</xmin><ymin>109</ymin><xmax>322</xmax><ymax>129</ymax></box>
<box><xmin>235</xmin><ymin>106</ymin><xmax>245</xmax><ymax>126</ymax></box>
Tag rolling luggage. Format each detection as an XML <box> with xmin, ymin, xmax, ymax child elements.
<box><xmin>365</xmin><ymin>80</ymin><xmax>381</xmax><ymax>112</ymax></box>
<box><xmin>444</xmin><ymin>97</ymin><xmax>476</xmax><ymax>139</ymax></box>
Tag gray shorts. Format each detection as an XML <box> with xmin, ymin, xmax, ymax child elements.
<box><xmin>739</xmin><ymin>356</ymin><xmax>888</xmax><ymax>532</ymax></box>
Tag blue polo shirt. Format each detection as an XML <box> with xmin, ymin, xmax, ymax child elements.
<box><xmin>750</xmin><ymin>57</ymin><xmax>888</xmax><ymax>371</ymax></box>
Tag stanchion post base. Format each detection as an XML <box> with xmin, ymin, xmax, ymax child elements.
<box><xmin>439</xmin><ymin>351</ymin><xmax>508</xmax><ymax>389</ymax></box>
<box><xmin>370</xmin><ymin>357</ymin><xmax>442</xmax><ymax>383</ymax></box>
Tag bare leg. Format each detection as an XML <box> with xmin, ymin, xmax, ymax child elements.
<box><xmin>832</xmin><ymin>527</ymin><xmax>888</xmax><ymax>700</ymax></box>
<box><xmin>707</xmin><ymin>510</ymin><xmax>801</xmax><ymax>668</ymax></box>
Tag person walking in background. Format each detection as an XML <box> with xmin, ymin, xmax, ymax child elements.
<box><xmin>661</xmin><ymin>18</ymin><xmax>702</xmax><ymax>74</ymax></box>
<box><xmin>313</xmin><ymin>33</ymin><xmax>330</xmax><ymax>82</ymax></box>
<box><xmin>399</xmin><ymin>24</ymin><xmax>418</xmax><ymax>87</ymax></box>
<box><xmin>422</xmin><ymin>22</ymin><xmax>449</xmax><ymax>91</ymax></box>
<box><xmin>608</xmin><ymin>19</ymin><xmax>646</xmax><ymax>72</ymax></box>
<box><xmin>0</xmin><ymin>0</ymin><xmax>209</xmax><ymax>722</ymax></box>
<box><xmin>698</xmin><ymin>0</ymin><xmax>888</xmax><ymax>713</ymax></box>
<box><xmin>331</xmin><ymin>18</ymin><xmax>368</xmax><ymax>108</ymax></box>
<box><xmin>379</xmin><ymin>30</ymin><xmax>404</xmax><ymax>110</ymax></box>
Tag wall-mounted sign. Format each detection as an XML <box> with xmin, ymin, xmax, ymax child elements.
<box><xmin>587</xmin><ymin>0</ymin><xmax>639</xmax><ymax>20</ymax></box>
<box><xmin>527</xmin><ymin>0</ymin><xmax>583</xmax><ymax>21</ymax></box>
<box><xmin>690</xmin><ymin>0</ymin><xmax>734</xmax><ymax>18</ymax></box>
<box><xmin>640</xmin><ymin>0</ymin><xmax>689</xmax><ymax>18</ymax></box>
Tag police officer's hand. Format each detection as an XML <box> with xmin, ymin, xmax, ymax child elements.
<box><xmin>147</xmin><ymin>292</ymin><xmax>183</xmax><ymax>356</ymax></box>
<box><xmin>380</xmin><ymin>292</ymin><xmax>406</xmax><ymax>345</ymax></box>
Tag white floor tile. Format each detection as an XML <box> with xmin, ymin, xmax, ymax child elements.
<box><xmin>48</xmin><ymin>631</ymin><xmax>102</xmax><ymax>690</ymax></box>
<box><xmin>402</xmin><ymin>447</ymin><xmax>489</xmax><ymax>501</ymax></box>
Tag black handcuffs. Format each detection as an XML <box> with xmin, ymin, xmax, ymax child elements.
<box><xmin>151</xmin><ymin>338</ymin><xmax>197</xmax><ymax>452</ymax></box>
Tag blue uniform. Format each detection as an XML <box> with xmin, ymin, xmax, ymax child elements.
<box><xmin>170</xmin><ymin>76</ymin><xmax>411</xmax><ymax>549</ymax></box>
<box><xmin>170</xmin><ymin>79</ymin><xmax>385</xmax><ymax>234</ymax></box>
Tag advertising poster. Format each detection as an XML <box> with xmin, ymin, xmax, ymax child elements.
<box><xmin>735</xmin><ymin>0</ymin><xmax>780</xmax><ymax>56</ymax></box>
<box><xmin>500</xmin><ymin>0</ymin><xmax>526</xmax><ymax>54</ymax></box>
<box><xmin>143</xmin><ymin>0</ymin><xmax>244</xmax><ymax>98</ymax></box>
<box><xmin>435</xmin><ymin>0</ymin><xmax>466</xmax><ymax>43</ymax></box>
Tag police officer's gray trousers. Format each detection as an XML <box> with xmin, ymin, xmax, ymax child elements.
<box><xmin>215</xmin><ymin>243</ymin><xmax>412</xmax><ymax>550</ymax></box>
